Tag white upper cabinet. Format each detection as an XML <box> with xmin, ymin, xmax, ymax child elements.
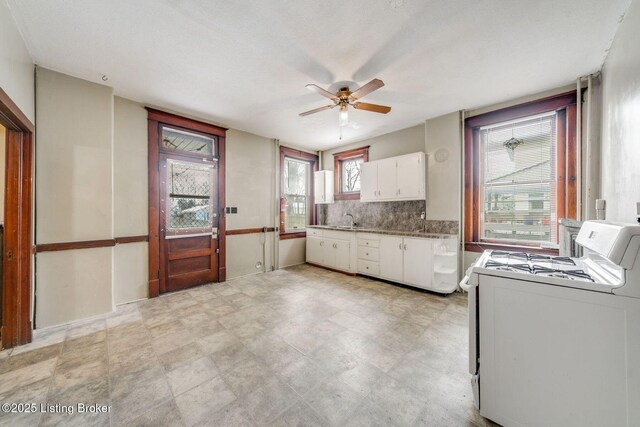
<box><xmin>360</xmin><ymin>162</ymin><xmax>378</xmax><ymax>201</ymax></box>
<box><xmin>396</xmin><ymin>153</ymin><xmax>425</xmax><ymax>200</ymax></box>
<box><xmin>314</xmin><ymin>170</ymin><xmax>334</xmax><ymax>204</ymax></box>
<box><xmin>360</xmin><ymin>152</ymin><xmax>426</xmax><ymax>202</ymax></box>
<box><xmin>377</xmin><ymin>157</ymin><xmax>398</xmax><ymax>201</ymax></box>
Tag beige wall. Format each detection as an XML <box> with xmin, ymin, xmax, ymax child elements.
<box><xmin>225</xmin><ymin>129</ymin><xmax>278</xmax><ymax>278</ymax></box>
<box><xmin>35</xmin><ymin>68</ymin><xmax>114</xmax><ymax>327</ymax></box>
<box><xmin>424</xmin><ymin>112</ymin><xmax>462</xmax><ymax>221</ymax></box>
<box><xmin>0</xmin><ymin>124</ymin><xmax>5</xmax><ymax>225</ymax></box>
<box><xmin>0</xmin><ymin>1</ymin><xmax>34</xmax><ymax>122</ymax></box>
<box><xmin>321</xmin><ymin>124</ymin><xmax>425</xmax><ymax>170</ymax></box>
<box><xmin>600</xmin><ymin>0</ymin><xmax>640</xmax><ymax>223</ymax></box>
<box><xmin>113</xmin><ymin>97</ymin><xmax>148</xmax><ymax>304</ymax></box>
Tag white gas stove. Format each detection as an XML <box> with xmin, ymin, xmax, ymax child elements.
<box><xmin>461</xmin><ymin>221</ymin><xmax>640</xmax><ymax>427</ymax></box>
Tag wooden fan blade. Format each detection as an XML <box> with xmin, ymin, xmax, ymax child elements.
<box><xmin>352</xmin><ymin>102</ymin><xmax>391</xmax><ymax>114</ymax></box>
<box><xmin>306</xmin><ymin>84</ymin><xmax>339</xmax><ymax>100</ymax></box>
<box><xmin>299</xmin><ymin>104</ymin><xmax>336</xmax><ymax>116</ymax></box>
<box><xmin>350</xmin><ymin>79</ymin><xmax>384</xmax><ymax>99</ymax></box>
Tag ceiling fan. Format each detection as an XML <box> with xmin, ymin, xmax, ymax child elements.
<box><xmin>299</xmin><ymin>78</ymin><xmax>391</xmax><ymax>126</ymax></box>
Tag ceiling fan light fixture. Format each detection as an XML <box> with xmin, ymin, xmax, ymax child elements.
<box><xmin>339</xmin><ymin>104</ymin><xmax>349</xmax><ymax>127</ymax></box>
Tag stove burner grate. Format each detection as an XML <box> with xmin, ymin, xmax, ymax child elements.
<box><xmin>532</xmin><ymin>266</ymin><xmax>594</xmax><ymax>282</ymax></box>
<box><xmin>490</xmin><ymin>251</ymin><xmax>576</xmax><ymax>266</ymax></box>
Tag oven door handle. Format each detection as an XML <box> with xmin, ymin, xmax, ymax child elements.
<box><xmin>459</xmin><ymin>275</ymin><xmax>471</xmax><ymax>291</ymax></box>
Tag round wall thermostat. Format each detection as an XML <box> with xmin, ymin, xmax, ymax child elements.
<box><xmin>434</xmin><ymin>148</ymin><xmax>449</xmax><ymax>162</ymax></box>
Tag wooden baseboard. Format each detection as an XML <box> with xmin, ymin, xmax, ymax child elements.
<box><xmin>306</xmin><ymin>262</ymin><xmax>357</xmax><ymax>276</ymax></box>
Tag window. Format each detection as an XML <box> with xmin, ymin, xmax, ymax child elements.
<box><xmin>162</xmin><ymin>127</ymin><xmax>215</xmax><ymax>156</ymax></box>
<box><xmin>465</xmin><ymin>92</ymin><xmax>578</xmax><ymax>252</ymax></box>
<box><xmin>280</xmin><ymin>147</ymin><xmax>318</xmax><ymax>239</ymax></box>
<box><xmin>166</xmin><ymin>159</ymin><xmax>214</xmax><ymax>235</ymax></box>
<box><xmin>333</xmin><ymin>146</ymin><xmax>369</xmax><ymax>200</ymax></box>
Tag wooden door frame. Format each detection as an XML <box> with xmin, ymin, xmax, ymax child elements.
<box><xmin>0</xmin><ymin>87</ymin><xmax>34</xmax><ymax>349</ymax></box>
<box><xmin>146</xmin><ymin>108</ymin><xmax>227</xmax><ymax>297</ymax></box>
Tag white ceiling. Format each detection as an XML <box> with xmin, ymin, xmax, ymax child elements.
<box><xmin>7</xmin><ymin>0</ymin><xmax>631</xmax><ymax>150</ymax></box>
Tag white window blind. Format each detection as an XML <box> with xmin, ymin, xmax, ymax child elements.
<box><xmin>479</xmin><ymin>112</ymin><xmax>557</xmax><ymax>245</ymax></box>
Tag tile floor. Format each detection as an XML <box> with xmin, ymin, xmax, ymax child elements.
<box><xmin>0</xmin><ymin>265</ymin><xmax>495</xmax><ymax>426</ymax></box>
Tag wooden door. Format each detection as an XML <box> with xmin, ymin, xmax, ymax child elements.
<box><xmin>379</xmin><ymin>235</ymin><xmax>403</xmax><ymax>282</ymax></box>
<box><xmin>160</xmin><ymin>155</ymin><xmax>219</xmax><ymax>293</ymax></box>
<box><xmin>403</xmin><ymin>237</ymin><xmax>433</xmax><ymax>290</ymax></box>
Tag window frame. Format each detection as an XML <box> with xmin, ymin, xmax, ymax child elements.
<box><xmin>333</xmin><ymin>146</ymin><xmax>369</xmax><ymax>200</ymax></box>
<box><xmin>464</xmin><ymin>91</ymin><xmax>579</xmax><ymax>254</ymax></box>
<box><xmin>280</xmin><ymin>146</ymin><xmax>318</xmax><ymax>240</ymax></box>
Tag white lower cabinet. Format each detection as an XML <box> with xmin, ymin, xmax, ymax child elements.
<box><xmin>307</xmin><ymin>228</ymin><xmax>458</xmax><ymax>293</ymax></box>
<box><xmin>379</xmin><ymin>235</ymin><xmax>404</xmax><ymax>282</ymax></box>
<box><xmin>306</xmin><ymin>236</ymin><xmax>324</xmax><ymax>265</ymax></box>
<box><xmin>305</xmin><ymin>230</ymin><xmax>355</xmax><ymax>273</ymax></box>
<box><xmin>402</xmin><ymin>237</ymin><xmax>433</xmax><ymax>289</ymax></box>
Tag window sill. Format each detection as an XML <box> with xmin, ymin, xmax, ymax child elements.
<box><xmin>280</xmin><ymin>231</ymin><xmax>307</xmax><ymax>240</ymax></box>
<box><xmin>465</xmin><ymin>241</ymin><xmax>559</xmax><ymax>255</ymax></box>
<box><xmin>334</xmin><ymin>193</ymin><xmax>360</xmax><ymax>201</ymax></box>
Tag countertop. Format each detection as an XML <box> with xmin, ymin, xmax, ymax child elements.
<box><xmin>307</xmin><ymin>225</ymin><xmax>457</xmax><ymax>239</ymax></box>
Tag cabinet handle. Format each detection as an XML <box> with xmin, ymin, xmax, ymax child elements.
<box><xmin>320</xmin><ymin>241</ymin><xmax>323</xmax><ymax>246</ymax></box>
<box><xmin>366</xmin><ymin>252</ymin><xmax>369</xmax><ymax>256</ymax></box>
<box><xmin>404</xmin><ymin>244</ymin><xmax>407</xmax><ymax>250</ymax></box>
<box><xmin>399</xmin><ymin>243</ymin><xmax>402</xmax><ymax>250</ymax></box>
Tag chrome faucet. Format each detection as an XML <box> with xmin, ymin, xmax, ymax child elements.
<box><xmin>344</xmin><ymin>213</ymin><xmax>356</xmax><ymax>228</ymax></box>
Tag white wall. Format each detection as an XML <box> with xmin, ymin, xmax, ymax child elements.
<box><xmin>35</xmin><ymin>67</ymin><xmax>114</xmax><ymax>327</ymax></box>
<box><xmin>600</xmin><ymin>0</ymin><xmax>640</xmax><ymax>223</ymax></box>
<box><xmin>113</xmin><ymin>97</ymin><xmax>148</xmax><ymax>304</ymax></box>
<box><xmin>0</xmin><ymin>0</ymin><xmax>34</xmax><ymax>122</ymax></box>
<box><xmin>321</xmin><ymin>124</ymin><xmax>425</xmax><ymax>169</ymax></box>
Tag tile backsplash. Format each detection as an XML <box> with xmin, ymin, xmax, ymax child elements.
<box><xmin>317</xmin><ymin>200</ymin><xmax>459</xmax><ymax>234</ymax></box>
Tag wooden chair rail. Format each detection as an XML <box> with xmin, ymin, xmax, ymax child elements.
<box><xmin>35</xmin><ymin>235</ymin><xmax>149</xmax><ymax>253</ymax></box>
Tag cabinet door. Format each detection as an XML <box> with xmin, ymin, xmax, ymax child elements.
<box><xmin>360</xmin><ymin>162</ymin><xmax>378</xmax><ymax>201</ymax></box>
<box><xmin>396</xmin><ymin>154</ymin><xmax>424</xmax><ymax>200</ymax></box>
<box><xmin>377</xmin><ymin>158</ymin><xmax>397</xmax><ymax>200</ymax></box>
<box><xmin>306</xmin><ymin>237</ymin><xmax>324</xmax><ymax>265</ymax></box>
<box><xmin>334</xmin><ymin>239</ymin><xmax>351</xmax><ymax>271</ymax></box>
<box><xmin>323</xmin><ymin>238</ymin><xmax>336</xmax><ymax>268</ymax></box>
<box><xmin>313</xmin><ymin>171</ymin><xmax>325</xmax><ymax>203</ymax></box>
<box><xmin>403</xmin><ymin>237</ymin><xmax>433</xmax><ymax>289</ymax></box>
<box><xmin>379</xmin><ymin>235</ymin><xmax>404</xmax><ymax>282</ymax></box>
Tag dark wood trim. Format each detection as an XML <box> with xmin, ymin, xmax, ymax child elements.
<box><xmin>1</xmin><ymin>89</ymin><xmax>34</xmax><ymax>348</ymax></box>
<box><xmin>218</xmin><ymin>134</ymin><xmax>227</xmax><ymax>282</ymax></box>
<box><xmin>466</xmin><ymin>91</ymin><xmax>577</xmax><ymax>128</ymax></box>
<box><xmin>0</xmin><ymin>87</ymin><xmax>35</xmax><ymax>133</ymax></box>
<box><xmin>465</xmin><ymin>242</ymin><xmax>559</xmax><ymax>256</ymax></box>
<box><xmin>114</xmin><ymin>235</ymin><xmax>149</xmax><ymax>244</ymax></box>
<box><xmin>280</xmin><ymin>232</ymin><xmax>307</xmax><ymax>240</ymax></box>
<box><xmin>36</xmin><ymin>239</ymin><xmax>116</xmax><ymax>252</ymax></box>
<box><xmin>148</xmin><ymin>118</ymin><xmax>160</xmax><ymax>298</ymax></box>
<box><xmin>226</xmin><ymin>227</ymin><xmax>276</xmax><ymax>236</ymax></box>
<box><xmin>333</xmin><ymin>146</ymin><xmax>369</xmax><ymax>201</ymax></box>
<box><xmin>565</xmin><ymin>103</ymin><xmax>578</xmax><ymax>219</ymax></box>
<box><xmin>279</xmin><ymin>147</ymin><xmax>319</xmax><ymax>240</ymax></box>
<box><xmin>146</xmin><ymin>108</ymin><xmax>227</xmax><ymax>137</ymax></box>
<box><xmin>464</xmin><ymin>91</ymin><xmax>578</xmax><ymax>249</ymax></box>
<box><xmin>306</xmin><ymin>262</ymin><xmax>357</xmax><ymax>276</ymax></box>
